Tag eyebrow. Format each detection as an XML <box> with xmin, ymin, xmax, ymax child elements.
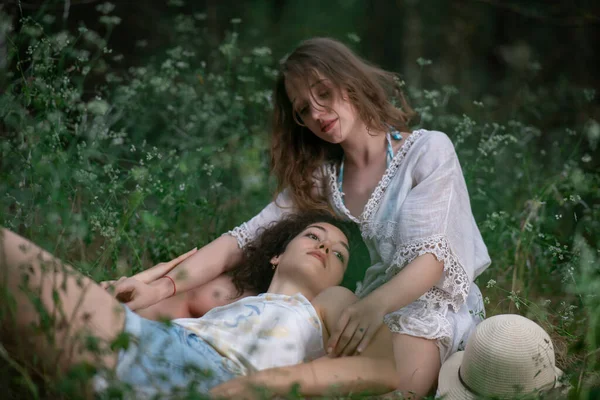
<box><xmin>307</xmin><ymin>224</ymin><xmax>350</xmax><ymax>253</ymax></box>
<box><xmin>291</xmin><ymin>79</ymin><xmax>327</xmax><ymax>106</ymax></box>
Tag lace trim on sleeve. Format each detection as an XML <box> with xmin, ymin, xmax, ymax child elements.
<box><xmin>383</xmin><ymin>300</ymin><xmax>454</xmax><ymax>361</ymax></box>
<box><xmin>385</xmin><ymin>234</ymin><xmax>470</xmax><ymax>312</ymax></box>
<box><xmin>226</xmin><ymin>224</ymin><xmax>253</xmax><ymax>249</ymax></box>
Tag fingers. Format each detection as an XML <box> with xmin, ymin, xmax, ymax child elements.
<box><xmin>116</xmin><ymin>278</ymin><xmax>157</xmax><ymax>311</ymax></box>
<box><xmin>328</xmin><ymin>310</ymin><xmax>366</xmax><ymax>357</ymax></box>
<box><xmin>125</xmin><ymin>296</ymin><xmax>145</xmax><ymax>311</ymax></box>
<box><xmin>100</xmin><ymin>276</ymin><xmax>126</xmax><ymax>292</ymax></box>
<box><xmin>111</xmin><ymin>278</ymin><xmax>139</xmax><ymax>307</ymax></box>
<box><xmin>334</xmin><ymin>321</ymin><xmax>363</xmax><ymax>357</ymax></box>
<box><xmin>328</xmin><ymin>304</ymin><xmax>381</xmax><ymax>356</ymax></box>
<box><xmin>165</xmin><ymin>247</ymin><xmax>198</xmax><ymax>268</ymax></box>
<box><xmin>356</xmin><ymin>328</ymin><xmax>376</xmax><ymax>355</ymax></box>
<box><xmin>99</xmin><ymin>280</ymin><xmax>115</xmax><ymax>290</ymax></box>
<box><xmin>327</xmin><ymin>311</ymin><xmax>350</xmax><ymax>355</ymax></box>
<box><xmin>341</xmin><ymin>325</ymin><xmax>367</xmax><ymax>356</ymax></box>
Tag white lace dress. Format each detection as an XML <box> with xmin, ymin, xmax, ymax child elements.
<box><xmin>228</xmin><ymin>129</ymin><xmax>491</xmax><ymax>362</ymax></box>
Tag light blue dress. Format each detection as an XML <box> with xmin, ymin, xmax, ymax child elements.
<box><xmin>228</xmin><ymin>129</ymin><xmax>491</xmax><ymax>362</ymax></box>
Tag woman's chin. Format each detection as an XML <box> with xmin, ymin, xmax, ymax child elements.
<box><xmin>318</xmin><ymin>130</ymin><xmax>344</xmax><ymax>144</ymax></box>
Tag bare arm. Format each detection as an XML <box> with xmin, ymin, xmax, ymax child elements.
<box><xmin>368</xmin><ymin>253</ymin><xmax>443</xmax><ymax>315</ymax></box>
<box><xmin>111</xmin><ymin>235</ymin><xmax>243</xmax><ymax>310</ymax></box>
<box><xmin>146</xmin><ymin>191</ymin><xmax>295</xmax><ymax>303</ymax></box>
<box><xmin>224</xmin><ymin>354</ymin><xmax>397</xmax><ymax>398</ymax></box>
<box><xmin>148</xmin><ymin>235</ymin><xmax>242</xmax><ymax>300</ymax></box>
<box><xmin>211</xmin><ymin>287</ymin><xmax>398</xmax><ymax>398</ymax></box>
<box><xmin>112</xmin><ymin>193</ymin><xmax>292</xmax><ymax>310</ymax></box>
<box><xmin>111</xmin><ymin>247</ymin><xmax>198</xmax><ymax>285</ymax></box>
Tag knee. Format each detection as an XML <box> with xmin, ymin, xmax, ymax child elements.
<box><xmin>393</xmin><ymin>366</ymin><xmax>438</xmax><ymax>399</ymax></box>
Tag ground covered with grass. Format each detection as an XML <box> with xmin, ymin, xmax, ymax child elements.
<box><xmin>1</xmin><ymin>2</ymin><xmax>599</xmax><ymax>399</ymax></box>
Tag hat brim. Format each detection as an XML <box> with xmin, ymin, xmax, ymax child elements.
<box><xmin>437</xmin><ymin>351</ymin><xmax>476</xmax><ymax>400</ymax></box>
<box><xmin>438</xmin><ymin>352</ymin><xmax>565</xmax><ymax>399</ymax></box>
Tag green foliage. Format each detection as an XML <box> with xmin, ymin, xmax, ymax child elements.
<box><xmin>0</xmin><ymin>0</ymin><xmax>598</xmax><ymax>398</ymax></box>
<box><xmin>1</xmin><ymin>2</ymin><xmax>275</xmax><ymax>280</ymax></box>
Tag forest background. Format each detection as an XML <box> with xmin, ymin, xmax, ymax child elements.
<box><xmin>0</xmin><ymin>0</ymin><xmax>599</xmax><ymax>398</ymax></box>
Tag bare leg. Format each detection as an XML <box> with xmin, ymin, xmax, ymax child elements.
<box><xmin>391</xmin><ymin>334</ymin><xmax>441</xmax><ymax>399</ymax></box>
<box><xmin>0</xmin><ymin>229</ymin><xmax>125</xmax><ymax>372</ymax></box>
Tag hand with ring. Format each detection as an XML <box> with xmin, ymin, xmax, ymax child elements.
<box><xmin>326</xmin><ymin>296</ymin><xmax>386</xmax><ymax>357</ymax></box>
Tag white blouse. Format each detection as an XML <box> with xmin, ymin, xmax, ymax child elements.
<box><xmin>228</xmin><ymin>129</ymin><xmax>491</xmax><ymax>361</ymax></box>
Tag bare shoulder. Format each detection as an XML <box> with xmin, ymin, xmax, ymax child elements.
<box><xmin>313</xmin><ymin>286</ymin><xmax>357</xmax><ymax>306</ymax></box>
<box><xmin>312</xmin><ymin>286</ymin><xmax>359</xmax><ymax>331</ymax></box>
<box><xmin>310</xmin><ymin>287</ymin><xmax>358</xmax><ymax>341</ymax></box>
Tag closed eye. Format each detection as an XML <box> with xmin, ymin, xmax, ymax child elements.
<box><xmin>298</xmin><ymin>105</ymin><xmax>309</xmax><ymax>116</ymax></box>
<box><xmin>318</xmin><ymin>90</ymin><xmax>330</xmax><ymax>99</ymax></box>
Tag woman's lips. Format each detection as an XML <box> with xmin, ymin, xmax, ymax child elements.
<box><xmin>307</xmin><ymin>251</ymin><xmax>326</xmax><ymax>267</ymax></box>
<box><xmin>321</xmin><ymin>119</ymin><xmax>338</xmax><ymax>133</ymax></box>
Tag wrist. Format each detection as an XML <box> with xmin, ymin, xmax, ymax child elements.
<box><xmin>246</xmin><ymin>370</ymin><xmax>286</xmax><ymax>395</ymax></box>
<box><xmin>150</xmin><ymin>276</ymin><xmax>176</xmax><ymax>300</ymax></box>
<box><xmin>367</xmin><ymin>288</ymin><xmax>395</xmax><ymax>315</ymax></box>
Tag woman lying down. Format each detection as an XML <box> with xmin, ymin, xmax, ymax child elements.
<box><xmin>0</xmin><ymin>212</ymin><xmax>399</xmax><ymax>399</ymax></box>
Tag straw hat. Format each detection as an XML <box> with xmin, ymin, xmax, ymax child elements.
<box><xmin>438</xmin><ymin>314</ymin><xmax>562</xmax><ymax>399</ymax></box>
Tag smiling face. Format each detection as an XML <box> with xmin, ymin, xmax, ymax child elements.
<box><xmin>271</xmin><ymin>222</ymin><xmax>350</xmax><ymax>294</ymax></box>
<box><xmin>285</xmin><ymin>73</ymin><xmax>361</xmax><ymax>144</ymax></box>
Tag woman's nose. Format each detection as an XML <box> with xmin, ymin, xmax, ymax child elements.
<box><xmin>310</xmin><ymin>102</ymin><xmax>326</xmax><ymax>121</ymax></box>
<box><xmin>318</xmin><ymin>241</ymin><xmax>330</xmax><ymax>254</ymax></box>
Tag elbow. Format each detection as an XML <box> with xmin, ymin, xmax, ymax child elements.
<box><xmin>225</xmin><ymin>235</ymin><xmax>244</xmax><ymax>264</ymax></box>
<box><xmin>211</xmin><ymin>235</ymin><xmax>243</xmax><ymax>272</ymax></box>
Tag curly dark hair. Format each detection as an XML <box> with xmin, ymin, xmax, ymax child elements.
<box><xmin>228</xmin><ymin>211</ymin><xmax>369</xmax><ymax>296</ymax></box>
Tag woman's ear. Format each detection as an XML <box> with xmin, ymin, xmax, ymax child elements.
<box><xmin>270</xmin><ymin>255</ymin><xmax>280</xmax><ymax>266</ymax></box>
<box><xmin>340</xmin><ymin>88</ymin><xmax>347</xmax><ymax>101</ymax></box>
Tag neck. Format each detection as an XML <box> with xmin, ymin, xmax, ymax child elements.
<box><xmin>340</xmin><ymin>122</ymin><xmax>387</xmax><ymax>168</ymax></box>
<box><xmin>266</xmin><ymin>273</ymin><xmax>319</xmax><ymax>301</ymax></box>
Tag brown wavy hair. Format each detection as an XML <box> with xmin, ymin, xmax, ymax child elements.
<box><xmin>271</xmin><ymin>37</ymin><xmax>417</xmax><ymax>213</ymax></box>
<box><xmin>228</xmin><ymin>211</ymin><xmax>368</xmax><ymax>296</ymax></box>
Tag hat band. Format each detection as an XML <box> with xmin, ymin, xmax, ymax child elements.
<box><xmin>458</xmin><ymin>367</ymin><xmax>557</xmax><ymax>398</ymax></box>
<box><xmin>458</xmin><ymin>367</ymin><xmax>485</xmax><ymax>397</ymax></box>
